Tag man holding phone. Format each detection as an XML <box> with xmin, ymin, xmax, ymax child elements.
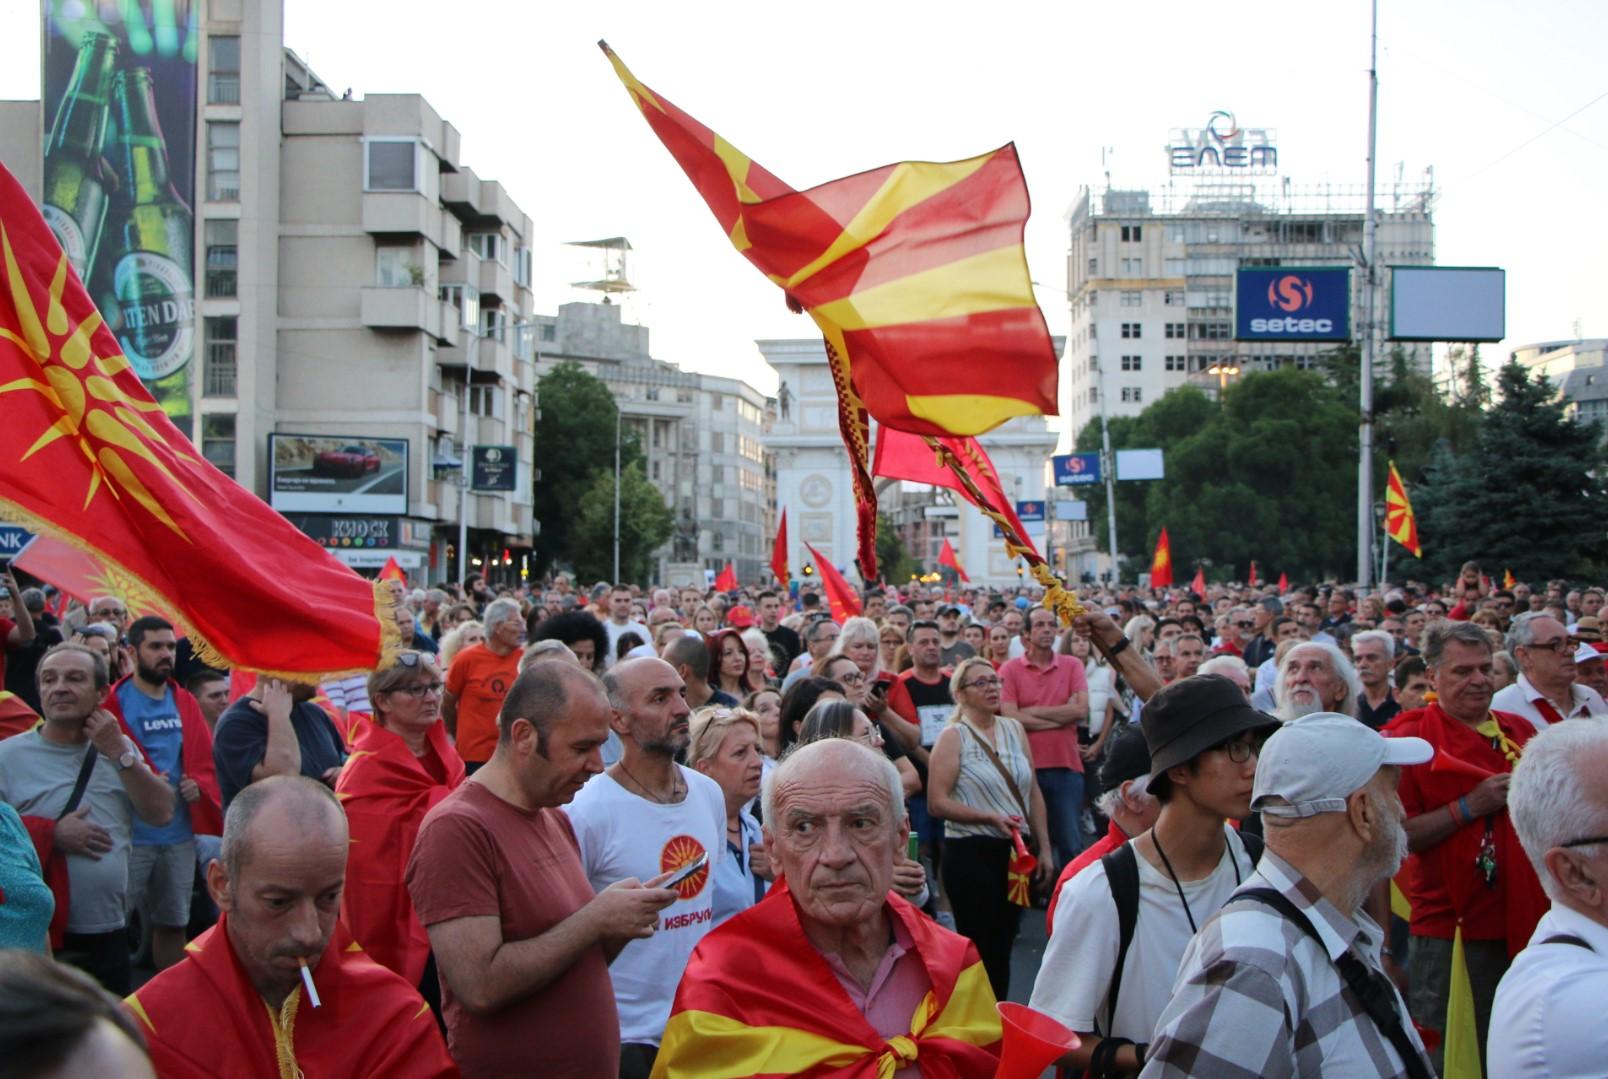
<box><xmin>0</xmin><ymin>563</ymin><xmax>37</xmax><ymax>693</ymax></box>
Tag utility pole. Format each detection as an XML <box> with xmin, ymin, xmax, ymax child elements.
<box><xmin>1096</xmin><ymin>355</ymin><xmax>1119</xmax><ymax>583</ymax></box>
<box><xmin>612</xmin><ymin>407</ymin><xmax>621</xmax><ymax>582</ymax></box>
<box><xmin>458</xmin><ymin>331</ymin><xmax>476</xmax><ymax>586</ymax></box>
<box><xmin>1357</xmin><ymin>0</ymin><xmax>1380</xmax><ymax>589</ymax></box>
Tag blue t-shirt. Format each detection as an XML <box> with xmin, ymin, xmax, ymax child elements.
<box><xmin>117</xmin><ymin>681</ymin><xmax>191</xmax><ymax>845</ymax></box>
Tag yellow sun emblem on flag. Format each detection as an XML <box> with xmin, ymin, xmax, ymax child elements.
<box><xmin>0</xmin><ymin>224</ymin><xmax>199</xmax><ymax>539</ymax></box>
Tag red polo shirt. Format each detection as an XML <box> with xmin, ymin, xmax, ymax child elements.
<box><xmin>999</xmin><ymin>650</ymin><xmax>1087</xmax><ymax>771</ymax></box>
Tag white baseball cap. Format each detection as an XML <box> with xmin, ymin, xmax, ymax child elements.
<box><xmin>1574</xmin><ymin>643</ymin><xmax>1603</xmax><ymax>665</ymax></box>
<box><xmin>1252</xmin><ymin>712</ymin><xmax>1433</xmax><ymax>819</ymax></box>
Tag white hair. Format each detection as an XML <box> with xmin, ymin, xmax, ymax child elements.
<box><xmin>762</xmin><ymin>737</ymin><xmax>904</xmax><ymax>830</ymax></box>
<box><xmin>482</xmin><ymin>597</ymin><xmax>522</xmax><ymax>631</ymax></box>
<box><xmin>1197</xmin><ymin>654</ymin><xmax>1249</xmax><ymax>681</ymax></box>
<box><xmin>827</xmin><ymin>616</ymin><xmax>883</xmax><ymax>677</ymax></box>
<box><xmin>1275</xmin><ymin>640</ymin><xmax>1361</xmax><ymax>720</ymax></box>
<box><xmin>1509</xmin><ymin>717</ymin><xmax>1608</xmax><ymax>899</ymax></box>
<box><xmin>1505</xmin><ymin>610</ymin><xmax>1557</xmax><ymax>656</ymax></box>
<box><xmin>1351</xmin><ymin>629</ymin><xmax>1396</xmax><ymax>660</ymax></box>
<box><xmin>1095</xmin><ymin>773</ymin><xmax>1153</xmax><ymax>819</ymax></box>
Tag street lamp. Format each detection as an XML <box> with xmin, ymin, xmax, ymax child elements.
<box><xmin>1206</xmin><ymin>362</ymin><xmax>1241</xmax><ymax>401</ymax></box>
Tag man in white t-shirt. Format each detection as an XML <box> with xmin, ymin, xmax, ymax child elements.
<box><xmin>602</xmin><ymin>585</ymin><xmax>652</xmax><ymax>671</ymax></box>
<box><xmin>1029</xmin><ymin>675</ymin><xmax>1275</xmax><ymax>1075</ymax></box>
<box><xmin>565</xmin><ymin>657</ymin><xmax>725</xmax><ymax>1079</ymax></box>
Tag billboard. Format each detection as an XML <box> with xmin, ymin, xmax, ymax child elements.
<box><xmin>1115</xmin><ymin>449</ymin><xmax>1166</xmax><ymax>481</ymax></box>
<box><xmin>1390</xmin><ymin>267</ymin><xmax>1506</xmax><ymax>342</ymax></box>
<box><xmin>269</xmin><ymin>434</ymin><xmax>409</xmax><ymax>514</ymax></box>
<box><xmin>1051</xmin><ymin>452</ymin><xmax>1101</xmax><ymax>486</ymax></box>
<box><xmin>43</xmin><ymin>3</ymin><xmax>199</xmax><ymax>436</ymax></box>
<box><xmin>470</xmin><ymin>445</ymin><xmax>518</xmax><ymax>492</ymax></box>
<box><xmin>1235</xmin><ymin>268</ymin><xmax>1351</xmax><ymax>342</ymax></box>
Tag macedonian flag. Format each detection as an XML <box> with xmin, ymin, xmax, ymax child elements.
<box><xmin>602</xmin><ymin>43</ymin><xmax>1057</xmax><ymax>577</ymax></box>
<box><xmin>0</xmin><ymin>163</ymin><xmax>398</xmax><ymax>679</ymax></box>
<box><xmin>1385</xmin><ymin>460</ymin><xmax>1423</xmax><ymax>558</ymax></box>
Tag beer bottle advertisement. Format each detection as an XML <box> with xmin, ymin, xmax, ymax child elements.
<box><xmin>43</xmin><ymin>2</ymin><xmax>199</xmax><ymax>436</ymax></box>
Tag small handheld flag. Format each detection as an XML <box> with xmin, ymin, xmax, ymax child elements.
<box><xmin>1149</xmin><ymin>528</ymin><xmax>1173</xmax><ymax>587</ymax></box>
<box><xmin>1385</xmin><ymin>461</ymin><xmax>1423</xmax><ymax>558</ymax></box>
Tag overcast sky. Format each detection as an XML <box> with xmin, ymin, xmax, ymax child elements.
<box><xmin>4</xmin><ymin>0</ymin><xmax>1604</xmax><ymax>407</ymax></box>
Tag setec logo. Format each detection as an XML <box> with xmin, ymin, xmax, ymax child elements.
<box><xmin>1236</xmin><ymin>267</ymin><xmax>1350</xmax><ymax>341</ymax></box>
<box><xmin>1251</xmin><ymin>274</ymin><xmax>1331</xmax><ymax>334</ymax></box>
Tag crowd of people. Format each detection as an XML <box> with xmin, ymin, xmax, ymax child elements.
<box><xmin>0</xmin><ymin>559</ymin><xmax>1605</xmax><ymax>1077</ymax></box>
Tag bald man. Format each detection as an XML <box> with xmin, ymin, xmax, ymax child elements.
<box><xmin>126</xmin><ymin>776</ymin><xmax>454</xmax><ymax>1078</ymax></box>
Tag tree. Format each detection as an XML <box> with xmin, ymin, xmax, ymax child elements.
<box><xmin>1413</xmin><ymin>361</ymin><xmax>1608</xmax><ymax>582</ymax></box>
<box><xmin>570</xmin><ymin>460</ymin><xmax>674</xmax><ymax>585</ymax></box>
<box><xmin>873</xmin><ymin>513</ymin><xmax>919</xmax><ymax>586</ymax></box>
<box><xmin>532</xmin><ymin>362</ymin><xmax>641</xmax><ymax>573</ymax></box>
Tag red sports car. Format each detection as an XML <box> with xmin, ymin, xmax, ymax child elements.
<box><xmin>312</xmin><ymin>444</ymin><xmax>381</xmax><ymax>477</ymax></box>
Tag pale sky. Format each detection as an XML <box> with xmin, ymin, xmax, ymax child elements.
<box><xmin>4</xmin><ymin>0</ymin><xmax>1605</xmax><ymax>408</ymax></box>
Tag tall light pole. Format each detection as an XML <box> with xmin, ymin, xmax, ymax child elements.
<box><xmin>1094</xmin><ymin>352</ymin><xmax>1119</xmax><ymax>583</ymax></box>
<box><xmin>1358</xmin><ymin>0</ymin><xmax>1381</xmax><ymax>589</ymax></box>
<box><xmin>457</xmin><ymin>329</ymin><xmax>477</xmax><ymax>586</ymax></box>
<box><xmin>612</xmin><ymin>407</ymin><xmax>621</xmax><ymax>582</ymax></box>
<box><xmin>1207</xmin><ymin>361</ymin><xmax>1241</xmax><ymax>402</ymax></box>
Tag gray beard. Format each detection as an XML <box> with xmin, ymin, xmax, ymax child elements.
<box><xmin>1275</xmin><ymin>694</ymin><xmax>1324</xmax><ymax>723</ymax></box>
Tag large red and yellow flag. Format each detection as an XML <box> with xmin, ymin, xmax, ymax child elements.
<box><xmin>1385</xmin><ymin>460</ymin><xmax>1423</xmax><ymax>558</ymax></box>
<box><xmin>602</xmin><ymin>43</ymin><xmax>1057</xmax><ymax>577</ymax></box>
<box><xmin>873</xmin><ymin>427</ymin><xmax>1040</xmax><ymax>560</ymax></box>
<box><xmin>1150</xmin><ymin>528</ymin><xmax>1173</xmax><ymax>587</ymax></box>
<box><xmin>0</xmin><ymin>163</ymin><xmax>397</xmax><ymax>679</ymax></box>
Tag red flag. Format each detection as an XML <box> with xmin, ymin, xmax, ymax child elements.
<box><xmin>1502</xmin><ymin>568</ymin><xmax>1516</xmax><ymax>590</ymax></box>
<box><xmin>0</xmin><ymin>163</ymin><xmax>397</xmax><ymax>680</ymax></box>
<box><xmin>12</xmin><ymin>534</ymin><xmax>103</xmax><ymax>606</ymax></box>
<box><xmin>1149</xmin><ymin>528</ymin><xmax>1173</xmax><ymax>587</ymax></box>
<box><xmin>1247</xmin><ymin>560</ymin><xmax>1259</xmax><ymax>587</ymax></box>
<box><xmin>377</xmin><ymin>556</ymin><xmax>406</xmax><ymax>583</ymax></box>
<box><xmin>1190</xmin><ymin>565</ymin><xmax>1206</xmax><ymax>597</ymax></box>
<box><xmin>1278</xmin><ymin>572</ymin><xmax>1289</xmax><ymax>593</ymax></box>
<box><xmin>938</xmin><ymin>537</ymin><xmax>970</xmax><ymax>582</ymax></box>
<box><xmin>873</xmin><ymin>427</ymin><xmax>1039</xmax><ymax>559</ymax></box>
<box><xmin>770</xmin><ymin>509</ymin><xmax>790</xmax><ymax>586</ymax></box>
<box><xmin>714</xmin><ymin>561</ymin><xmax>738</xmax><ymax>592</ymax></box>
<box><xmin>804</xmin><ymin>543</ymin><xmax>862</xmax><ymax>623</ymax></box>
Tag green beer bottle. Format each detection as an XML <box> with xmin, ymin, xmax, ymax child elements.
<box><xmin>42</xmin><ymin>31</ymin><xmax>120</xmax><ymax>279</ymax></box>
<box><xmin>110</xmin><ymin>67</ymin><xmax>195</xmax><ymax>436</ymax></box>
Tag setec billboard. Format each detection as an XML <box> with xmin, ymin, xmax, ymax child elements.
<box><xmin>1235</xmin><ymin>268</ymin><xmax>1351</xmax><ymax>342</ymax></box>
<box><xmin>1052</xmin><ymin>452</ymin><xmax>1101</xmax><ymax>487</ymax></box>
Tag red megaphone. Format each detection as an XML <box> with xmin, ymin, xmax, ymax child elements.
<box><xmin>993</xmin><ymin>1001</ymin><xmax>1079</xmax><ymax>1079</ymax></box>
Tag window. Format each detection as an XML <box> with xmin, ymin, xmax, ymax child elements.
<box><xmin>1088</xmin><ymin>256</ymin><xmax>1098</xmax><ymax>275</ymax></box>
<box><xmin>712</xmin><ymin>395</ymin><xmax>724</xmax><ymax>410</ymax></box>
<box><xmin>1165</xmin><ymin>322</ymin><xmax>1186</xmax><ymax>339</ymax></box>
<box><xmin>1120</xmin><ymin>291</ymin><xmax>1142</xmax><ymax>308</ymax></box>
<box><xmin>1164</xmin><ymin>290</ymin><xmax>1184</xmax><ymax>306</ymax></box>
<box><xmin>1120</xmin><ymin>322</ymin><xmax>1141</xmax><ymax>339</ymax></box>
<box><xmin>201</xmin><ymin>414</ymin><xmax>235</xmax><ymax>476</ymax></box>
<box><xmin>480</xmin><ymin>306</ymin><xmax>507</xmax><ymax>342</ymax></box>
<box><xmin>1120</xmin><ymin>354</ymin><xmax>1142</xmax><ymax>371</ymax></box>
<box><xmin>1120</xmin><ymin>257</ymin><xmax>1143</xmax><ymax>275</ymax></box>
<box><xmin>204</xmin><ymin>219</ymin><xmax>237</xmax><ymax>298</ymax></box>
<box><xmin>1120</xmin><ymin>225</ymin><xmax>1142</xmax><ymax>242</ymax></box>
<box><xmin>374</xmin><ymin>244</ymin><xmax>418</xmax><ymax>288</ymax></box>
<box><xmin>468</xmin><ymin>232</ymin><xmax>505</xmax><ymax>264</ymax></box>
<box><xmin>1191</xmin><ymin>321</ymin><xmax>1232</xmax><ymax>340</ymax></box>
<box><xmin>365</xmin><ymin>138</ymin><xmax>420</xmax><ymax>192</ymax></box>
<box><xmin>1121</xmin><ymin>387</ymin><xmax>1143</xmax><ymax>403</ymax></box>
<box><xmin>206</xmin><ymin>122</ymin><xmax>239</xmax><ymax>201</ymax></box>
<box><xmin>1088</xmin><ymin>386</ymin><xmax>1098</xmax><ymax>403</ymax></box>
<box><xmin>1165</xmin><ymin>355</ymin><xmax>1187</xmax><ymax>372</ymax></box>
<box><xmin>539</xmin><ymin>322</ymin><xmax>556</xmax><ymax>342</ymax></box>
<box><xmin>208</xmin><ymin>37</ymin><xmax>240</xmax><ymax>104</ymax></box>
<box><xmin>203</xmin><ymin>317</ymin><xmax>237</xmax><ymax>397</ymax></box>
<box><xmin>710</xmin><ymin>432</ymin><xmax>725</xmax><ymax>453</ymax></box>
<box><xmin>512</xmin><ymin>323</ymin><xmax>536</xmax><ymax>361</ymax></box>
<box><xmin>468</xmin><ymin>383</ymin><xmax>504</xmax><ymax>419</ymax></box>
<box><xmin>512</xmin><ymin>245</ymin><xmax>532</xmax><ymax>286</ymax></box>
<box><xmin>439</xmin><ymin>284</ymin><xmax>479</xmax><ymax>331</ymax></box>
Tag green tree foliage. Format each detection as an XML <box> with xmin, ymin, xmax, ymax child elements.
<box><xmin>874</xmin><ymin>512</ymin><xmax>919</xmax><ymax>586</ymax></box>
<box><xmin>1413</xmin><ymin>361</ymin><xmax>1608</xmax><ymax>582</ymax></box>
<box><xmin>571</xmin><ymin>460</ymin><xmax>674</xmax><ymax>585</ymax></box>
<box><xmin>532</xmin><ymin>362</ymin><xmax>642</xmax><ymax>574</ymax></box>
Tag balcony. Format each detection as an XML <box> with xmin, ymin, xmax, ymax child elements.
<box><xmin>362</xmin><ymin>191</ymin><xmax>436</xmax><ymax>237</ymax></box>
<box><xmin>360</xmin><ymin>286</ymin><xmax>440</xmax><ymax>336</ymax></box>
<box><xmin>478</xmin><ymin>257</ymin><xmax>513</xmax><ymax>301</ymax></box>
<box><xmin>203</xmin><ymin>343</ymin><xmax>237</xmax><ymax>398</ymax></box>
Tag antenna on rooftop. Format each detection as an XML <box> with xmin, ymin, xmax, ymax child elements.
<box><xmin>566</xmin><ymin>236</ymin><xmax>635</xmax><ymax>303</ymax></box>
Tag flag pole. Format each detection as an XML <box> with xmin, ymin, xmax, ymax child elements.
<box><xmin>1357</xmin><ymin>0</ymin><xmax>1380</xmax><ymax>589</ymax></box>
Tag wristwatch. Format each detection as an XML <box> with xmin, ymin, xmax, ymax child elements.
<box><xmin>116</xmin><ymin>749</ymin><xmax>137</xmax><ymax>771</ymax></box>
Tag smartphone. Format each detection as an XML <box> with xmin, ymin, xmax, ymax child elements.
<box><xmin>661</xmin><ymin>852</ymin><xmax>709</xmax><ymax>891</ymax></box>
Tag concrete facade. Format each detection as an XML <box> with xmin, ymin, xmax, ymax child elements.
<box><xmin>1513</xmin><ymin>339</ymin><xmax>1608</xmax><ymax>431</ymax></box>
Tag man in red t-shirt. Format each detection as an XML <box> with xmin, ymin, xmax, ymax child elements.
<box><xmin>408</xmin><ymin>661</ymin><xmax>677</xmax><ymax>1079</ymax></box>
<box><xmin>1045</xmin><ymin>726</ymin><xmax>1157</xmax><ymax>934</ymax></box>
<box><xmin>1385</xmin><ymin>618</ymin><xmax>1547</xmax><ymax>1074</ymax></box>
<box><xmin>999</xmin><ymin>607</ymin><xmax>1089</xmax><ymax>867</ymax></box>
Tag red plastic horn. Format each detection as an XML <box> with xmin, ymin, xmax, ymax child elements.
<box><xmin>994</xmin><ymin>1001</ymin><xmax>1080</xmax><ymax>1079</ymax></box>
<box><xmin>1010</xmin><ymin>826</ymin><xmax>1037</xmax><ymax>873</ymax></box>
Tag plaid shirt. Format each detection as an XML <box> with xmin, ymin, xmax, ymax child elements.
<box><xmin>1141</xmin><ymin>850</ymin><xmax>1433</xmax><ymax>1079</ymax></box>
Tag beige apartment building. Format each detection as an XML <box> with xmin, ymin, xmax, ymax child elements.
<box><xmin>2</xmin><ymin>0</ymin><xmax>535</xmax><ymax>582</ymax></box>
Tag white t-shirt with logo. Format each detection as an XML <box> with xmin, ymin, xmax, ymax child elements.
<box><xmin>564</xmin><ymin>766</ymin><xmax>726</xmax><ymax>1046</ymax></box>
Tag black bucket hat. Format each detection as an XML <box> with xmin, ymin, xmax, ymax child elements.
<box><xmin>1142</xmin><ymin>674</ymin><xmax>1279</xmax><ymax>777</ymax></box>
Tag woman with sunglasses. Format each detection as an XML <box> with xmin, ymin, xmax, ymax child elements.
<box><xmin>926</xmin><ymin>656</ymin><xmax>1052</xmax><ymax>1000</ymax></box>
<box><xmin>334</xmin><ymin>651</ymin><xmax>465</xmax><ymax>1014</ymax></box>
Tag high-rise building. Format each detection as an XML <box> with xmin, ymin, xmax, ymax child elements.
<box><xmin>1513</xmin><ymin>339</ymin><xmax>1608</xmax><ymax>431</ymax></box>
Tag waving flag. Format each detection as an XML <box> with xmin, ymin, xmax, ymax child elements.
<box><xmin>377</xmin><ymin>556</ymin><xmax>407</xmax><ymax>583</ymax></box>
<box><xmin>1385</xmin><ymin>460</ymin><xmax>1423</xmax><ymax>558</ymax></box>
<box><xmin>770</xmin><ymin>509</ymin><xmax>790</xmax><ymax>586</ymax></box>
<box><xmin>873</xmin><ymin>427</ymin><xmax>1039</xmax><ymax>559</ymax></box>
<box><xmin>602</xmin><ymin>43</ymin><xmax>1057</xmax><ymax>577</ymax></box>
<box><xmin>0</xmin><ymin>163</ymin><xmax>397</xmax><ymax>680</ymax></box>
<box><xmin>713</xmin><ymin>561</ymin><xmax>738</xmax><ymax>593</ymax></box>
<box><xmin>1502</xmin><ymin>568</ymin><xmax>1516</xmax><ymax>590</ymax></box>
<box><xmin>1278</xmin><ymin>571</ymin><xmax>1289</xmax><ymax>593</ymax></box>
<box><xmin>804</xmin><ymin>543</ymin><xmax>861</xmax><ymax>623</ymax></box>
<box><xmin>1190</xmin><ymin>564</ymin><xmax>1206</xmax><ymax>598</ymax></box>
<box><xmin>1149</xmin><ymin>528</ymin><xmax>1173</xmax><ymax>588</ymax></box>
<box><xmin>1247</xmin><ymin>560</ymin><xmax>1259</xmax><ymax>587</ymax></box>
<box><xmin>938</xmin><ymin>537</ymin><xmax>969</xmax><ymax>582</ymax></box>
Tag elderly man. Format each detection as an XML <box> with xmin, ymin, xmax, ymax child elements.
<box><xmin>1573</xmin><ymin>643</ymin><xmax>1608</xmax><ymax>699</ymax></box>
<box><xmin>653</xmin><ymin>739</ymin><xmax>1003</xmax><ymax>1077</ymax></box>
<box><xmin>2</xmin><ymin>644</ymin><xmax>174</xmax><ymax>993</ymax></box>
<box><xmin>1143</xmin><ymin>713</ymin><xmax>1435</xmax><ymax>1078</ymax></box>
<box><xmin>566</xmin><ymin>657</ymin><xmax>726</xmax><ymax>1078</ymax></box>
<box><xmin>128</xmin><ymin>776</ymin><xmax>454</xmax><ymax>1077</ymax></box>
<box><xmin>1275</xmin><ymin>640</ymin><xmax>1360</xmax><ymax>723</ymax></box>
<box><xmin>1384</xmin><ymin>619</ymin><xmax>1548</xmax><ymax>1074</ymax></box>
<box><xmin>1489</xmin><ymin>718</ymin><xmax>1608</xmax><ymax>1077</ymax></box>
<box><xmin>1492</xmin><ymin>611</ymin><xmax>1607</xmax><ymax>727</ymax></box>
<box><xmin>445</xmin><ymin>596</ymin><xmax>525</xmax><ymax>772</ymax></box>
<box><xmin>781</xmin><ymin>616</ymin><xmax>840</xmax><ymax>690</ymax></box>
<box><xmin>409</xmin><ymin>661</ymin><xmax>677</xmax><ymax>1078</ymax></box>
<box><xmin>1352</xmin><ymin>629</ymin><xmax>1401</xmax><ymax>729</ymax></box>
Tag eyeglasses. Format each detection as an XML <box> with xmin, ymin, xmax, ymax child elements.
<box><xmin>1560</xmin><ymin>836</ymin><xmax>1608</xmax><ymax>849</ymax></box>
<box><xmin>1525</xmin><ymin>637</ymin><xmax>1572</xmax><ymax>655</ymax></box>
<box><xmin>1233</xmin><ymin>621</ymin><xmax>1255</xmax><ymax>629</ymax></box>
<box><xmin>853</xmin><ymin>726</ymin><xmax>885</xmax><ymax>747</ymax></box>
<box><xmin>393</xmin><ymin>681</ymin><xmax>444</xmax><ymax>698</ymax></box>
<box><xmin>1213</xmin><ymin>736</ymin><xmax>1264</xmax><ymax>763</ymax></box>
<box><xmin>962</xmin><ymin>675</ymin><xmax>1002</xmax><ymax>690</ymax></box>
<box><xmin>835</xmin><ymin>670</ymin><xmax>866</xmax><ymax>685</ymax></box>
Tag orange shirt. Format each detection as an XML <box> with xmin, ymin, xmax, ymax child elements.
<box><xmin>445</xmin><ymin>642</ymin><xmax>521</xmax><ymax>764</ymax></box>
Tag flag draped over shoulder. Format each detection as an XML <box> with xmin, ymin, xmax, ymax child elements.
<box><xmin>1150</xmin><ymin>528</ymin><xmax>1173</xmax><ymax>587</ymax></box>
<box><xmin>652</xmin><ymin>880</ymin><xmax>1001</xmax><ymax>1078</ymax></box>
<box><xmin>804</xmin><ymin>543</ymin><xmax>862</xmax><ymax>623</ymax></box>
<box><xmin>1385</xmin><ymin>460</ymin><xmax>1422</xmax><ymax>558</ymax></box>
<box><xmin>0</xmin><ymin>164</ymin><xmax>397</xmax><ymax>680</ymax></box>
<box><xmin>602</xmin><ymin>43</ymin><xmax>1057</xmax><ymax>577</ymax></box>
<box><xmin>771</xmin><ymin>509</ymin><xmax>790</xmax><ymax>586</ymax></box>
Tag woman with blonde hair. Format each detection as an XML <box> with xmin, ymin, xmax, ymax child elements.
<box><xmin>439</xmin><ymin>620</ymin><xmax>485</xmax><ymax>668</ymax></box>
<box><xmin>740</xmin><ymin>628</ymin><xmax>774</xmax><ymax>692</ymax></box>
<box><xmin>827</xmin><ymin>615</ymin><xmax>882</xmax><ymax>681</ymax></box>
<box><xmin>926</xmin><ymin>655</ymin><xmax>1052</xmax><ymax>999</ymax></box>
<box><xmin>686</xmin><ymin>706</ymin><xmax>770</xmax><ymax>926</ymax></box>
